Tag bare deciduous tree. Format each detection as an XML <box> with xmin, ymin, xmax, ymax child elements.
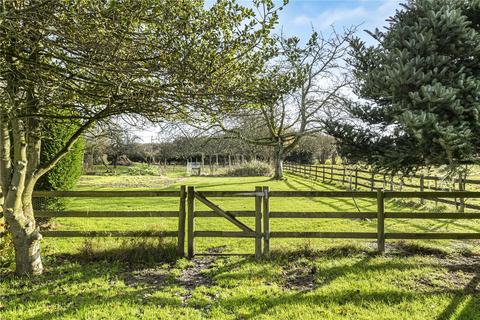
<box><xmin>211</xmin><ymin>29</ymin><xmax>354</xmax><ymax>178</ymax></box>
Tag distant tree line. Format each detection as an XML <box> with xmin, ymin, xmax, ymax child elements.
<box><xmin>84</xmin><ymin>126</ymin><xmax>338</xmax><ymax>169</ymax></box>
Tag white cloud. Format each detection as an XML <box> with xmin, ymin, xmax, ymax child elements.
<box><xmin>293</xmin><ymin>15</ymin><xmax>311</xmax><ymax>26</ymax></box>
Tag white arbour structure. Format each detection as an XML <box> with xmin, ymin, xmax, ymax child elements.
<box><xmin>186</xmin><ymin>161</ymin><xmax>202</xmax><ymax>175</ymax></box>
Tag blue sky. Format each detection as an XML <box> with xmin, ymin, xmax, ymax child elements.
<box><xmin>276</xmin><ymin>0</ymin><xmax>402</xmax><ymax>44</ymax></box>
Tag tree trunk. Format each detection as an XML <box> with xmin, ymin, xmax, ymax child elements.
<box><xmin>273</xmin><ymin>144</ymin><xmax>284</xmax><ymax>180</ymax></box>
<box><xmin>2</xmin><ymin>152</ymin><xmax>44</xmax><ymax>274</ymax></box>
<box><xmin>9</xmin><ymin>206</ymin><xmax>43</xmax><ymax>275</ymax></box>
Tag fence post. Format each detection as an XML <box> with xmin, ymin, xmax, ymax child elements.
<box><xmin>377</xmin><ymin>189</ymin><xmax>385</xmax><ymax>254</ymax></box>
<box><xmin>322</xmin><ymin>166</ymin><xmax>325</xmax><ymax>182</ymax></box>
<box><xmin>349</xmin><ymin>169</ymin><xmax>352</xmax><ymax>190</ymax></box>
<box><xmin>343</xmin><ymin>167</ymin><xmax>346</xmax><ymax>185</ymax></box>
<box><xmin>330</xmin><ymin>165</ymin><xmax>334</xmax><ymax>182</ymax></box>
<box><xmin>354</xmin><ymin>169</ymin><xmax>358</xmax><ymax>190</ymax></box>
<box><xmin>262</xmin><ymin>186</ymin><xmax>270</xmax><ymax>258</ymax></box>
<box><xmin>420</xmin><ymin>175</ymin><xmax>425</xmax><ymax>205</ymax></box>
<box><xmin>459</xmin><ymin>173</ymin><xmax>465</xmax><ymax>213</ymax></box>
<box><xmin>177</xmin><ymin>185</ymin><xmax>187</xmax><ymax>257</ymax></box>
<box><xmin>187</xmin><ymin>186</ymin><xmax>195</xmax><ymax>259</ymax></box>
<box><xmin>370</xmin><ymin>172</ymin><xmax>375</xmax><ymax>191</ymax></box>
<box><xmin>255</xmin><ymin>186</ymin><xmax>263</xmax><ymax>259</ymax></box>
<box><xmin>390</xmin><ymin>175</ymin><xmax>394</xmax><ymax>191</ymax></box>
<box><xmin>315</xmin><ymin>166</ymin><xmax>318</xmax><ymax>180</ymax></box>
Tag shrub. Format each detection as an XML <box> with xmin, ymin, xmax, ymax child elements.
<box><xmin>36</xmin><ymin>123</ymin><xmax>85</xmax><ymax>193</ymax></box>
<box><xmin>222</xmin><ymin>161</ymin><xmax>273</xmax><ymax>177</ymax></box>
<box><xmin>35</xmin><ymin>121</ymin><xmax>85</xmax><ymax>216</ymax></box>
<box><xmin>125</xmin><ymin>163</ymin><xmax>160</xmax><ymax>176</ymax></box>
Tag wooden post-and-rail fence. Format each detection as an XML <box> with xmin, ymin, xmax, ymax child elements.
<box><xmin>3</xmin><ymin>187</ymin><xmax>480</xmax><ymax>258</ymax></box>
<box><xmin>284</xmin><ymin>162</ymin><xmax>477</xmax><ymax>212</ymax></box>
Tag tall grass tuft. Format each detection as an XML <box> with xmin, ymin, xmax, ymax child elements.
<box><xmin>78</xmin><ymin>238</ymin><xmax>178</xmax><ymax>265</ymax></box>
<box><xmin>221</xmin><ymin>161</ymin><xmax>273</xmax><ymax>177</ymax></box>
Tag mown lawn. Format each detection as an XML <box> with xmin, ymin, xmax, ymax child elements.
<box><xmin>1</xmin><ymin>172</ymin><xmax>480</xmax><ymax>319</ymax></box>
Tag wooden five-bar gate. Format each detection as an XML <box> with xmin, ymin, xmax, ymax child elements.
<box><xmin>7</xmin><ymin>186</ymin><xmax>480</xmax><ymax>258</ymax></box>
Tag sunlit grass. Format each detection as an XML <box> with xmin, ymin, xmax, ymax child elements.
<box><xmin>1</xmin><ymin>172</ymin><xmax>480</xmax><ymax>319</ymax></box>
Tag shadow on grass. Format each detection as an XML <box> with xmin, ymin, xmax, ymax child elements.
<box><xmin>285</xmin><ymin>174</ymin><xmax>379</xmax><ymax>211</ymax></box>
<box><xmin>1</xmin><ymin>242</ymin><xmax>479</xmax><ymax>319</ymax></box>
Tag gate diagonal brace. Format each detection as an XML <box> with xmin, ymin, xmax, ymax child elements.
<box><xmin>194</xmin><ymin>192</ymin><xmax>254</xmax><ymax>233</ymax></box>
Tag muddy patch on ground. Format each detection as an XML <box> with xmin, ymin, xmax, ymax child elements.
<box><xmin>123</xmin><ymin>246</ymin><xmax>226</xmax><ymax>305</ymax></box>
<box><xmin>282</xmin><ymin>265</ymin><xmax>317</xmax><ymax>291</ymax></box>
<box><xmin>124</xmin><ymin>268</ymin><xmax>172</xmax><ymax>288</ymax></box>
<box><xmin>406</xmin><ymin>253</ymin><xmax>480</xmax><ymax>293</ymax></box>
<box><xmin>176</xmin><ymin>246</ymin><xmax>226</xmax><ymax>291</ymax></box>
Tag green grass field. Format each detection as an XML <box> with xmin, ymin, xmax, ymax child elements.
<box><xmin>1</xmin><ymin>172</ymin><xmax>480</xmax><ymax>319</ymax></box>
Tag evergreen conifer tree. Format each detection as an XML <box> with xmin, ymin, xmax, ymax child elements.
<box><xmin>326</xmin><ymin>0</ymin><xmax>480</xmax><ymax>172</ymax></box>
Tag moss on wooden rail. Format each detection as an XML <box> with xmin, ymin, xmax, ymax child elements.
<box><xmin>31</xmin><ymin>190</ymin><xmax>181</xmax><ymax>197</ymax></box>
<box><xmin>35</xmin><ymin>211</ymin><xmax>180</xmax><ymax>218</ymax></box>
<box><xmin>269</xmin><ymin>232</ymin><xmax>378</xmax><ymax>239</ymax></box>
<box><xmin>194</xmin><ymin>231</ymin><xmax>257</xmax><ymax>238</ymax></box>
<box><xmin>384</xmin><ymin>191</ymin><xmax>480</xmax><ymax>198</ymax></box>
<box><xmin>385</xmin><ymin>212</ymin><xmax>480</xmax><ymax>219</ymax></box>
<box><xmin>269</xmin><ymin>211</ymin><xmax>376</xmax><ymax>219</ymax></box>
<box><xmin>42</xmin><ymin>231</ymin><xmax>179</xmax><ymax>237</ymax></box>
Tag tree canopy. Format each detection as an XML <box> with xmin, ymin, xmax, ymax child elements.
<box><xmin>0</xmin><ymin>0</ymin><xmax>282</xmax><ymax>275</ymax></box>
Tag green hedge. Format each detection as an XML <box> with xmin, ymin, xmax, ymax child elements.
<box><xmin>36</xmin><ymin>122</ymin><xmax>85</xmax><ymax>210</ymax></box>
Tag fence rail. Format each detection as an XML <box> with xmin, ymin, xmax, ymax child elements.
<box><xmin>29</xmin><ymin>187</ymin><xmax>187</xmax><ymax>257</ymax></box>
<box><xmin>283</xmin><ymin>162</ymin><xmax>480</xmax><ymax>211</ymax></box>
<box><xmin>2</xmin><ymin>186</ymin><xmax>480</xmax><ymax>258</ymax></box>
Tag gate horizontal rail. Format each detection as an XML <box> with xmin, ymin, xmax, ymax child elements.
<box><xmin>28</xmin><ymin>187</ymin><xmax>187</xmax><ymax>257</ymax></box>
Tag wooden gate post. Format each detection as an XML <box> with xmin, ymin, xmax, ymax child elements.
<box><xmin>377</xmin><ymin>189</ymin><xmax>385</xmax><ymax>254</ymax></box>
<box><xmin>177</xmin><ymin>186</ymin><xmax>187</xmax><ymax>257</ymax></box>
<box><xmin>187</xmin><ymin>186</ymin><xmax>195</xmax><ymax>259</ymax></box>
<box><xmin>255</xmin><ymin>186</ymin><xmax>263</xmax><ymax>259</ymax></box>
<box><xmin>262</xmin><ymin>186</ymin><xmax>270</xmax><ymax>258</ymax></box>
